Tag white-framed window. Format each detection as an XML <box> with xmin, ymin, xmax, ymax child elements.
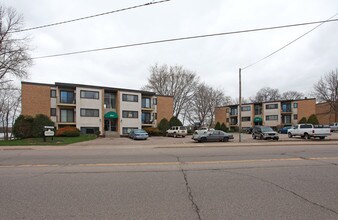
<box><xmin>80</xmin><ymin>108</ymin><xmax>99</xmax><ymax>117</ymax></box>
<box><xmin>265</xmin><ymin>104</ymin><xmax>278</xmax><ymax>109</ymax></box>
<box><xmin>122</xmin><ymin>94</ymin><xmax>138</xmax><ymax>102</ymax></box>
<box><xmin>266</xmin><ymin>115</ymin><xmax>278</xmax><ymax>121</ymax></box>
<box><xmin>80</xmin><ymin>90</ymin><xmax>99</xmax><ymax>99</ymax></box>
<box><xmin>122</xmin><ymin>110</ymin><xmax>138</xmax><ymax>118</ymax></box>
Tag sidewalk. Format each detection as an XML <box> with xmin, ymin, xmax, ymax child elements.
<box><xmin>1</xmin><ymin>133</ymin><xmax>338</xmax><ymax>150</ymax></box>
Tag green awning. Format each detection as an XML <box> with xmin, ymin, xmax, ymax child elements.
<box><xmin>104</xmin><ymin>111</ymin><xmax>118</xmax><ymax>119</ymax></box>
<box><xmin>254</xmin><ymin>117</ymin><xmax>262</xmax><ymax>123</ymax></box>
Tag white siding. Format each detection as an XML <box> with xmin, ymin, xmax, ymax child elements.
<box><xmin>263</xmin><ymin>102</ymin><xmax>280</xmax><ymax>127</ymax></box>
<box><xmin>50</xmin><ymin>87</ymin><xmax>57</xmax><ymax>123</ymax></box>
<box><xmin>75</xmin><ymin>87</ymin><xmax>103</xmax><ymax>133</ymax></box>
<box><xmin>120</xmin><ymin>91</ymin><xmax>142</xmax><ymax>135</ymax></box>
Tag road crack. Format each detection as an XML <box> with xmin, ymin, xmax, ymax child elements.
<box><xmin>177</xmin><ymin>157</ymin><xmax>202</xmax><ymax>220</ymax></box>
<box><xmin>227</xmin><ymin>170</ymin><xmax>338</xmax><ymax>215</ymax></box>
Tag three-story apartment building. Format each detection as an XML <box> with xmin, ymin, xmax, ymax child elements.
<box><xmin>21</xmin><ymin>82</ymin><xmax>173</xmax><ymax>136</ymax></box>
<box><xmin>215</xmin><ymin>98</ymin><xmax>316</xmax><ymax>129</ymax></box>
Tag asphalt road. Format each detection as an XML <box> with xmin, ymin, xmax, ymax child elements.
<box><xmin>1</xmin><ymin>144</ymin><xmax>338</xmax><ymax>219</ymax></box>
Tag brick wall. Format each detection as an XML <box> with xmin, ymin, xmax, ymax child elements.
<box><xmin>316</xmin><ymin>102</ymin><xmax>337</xmax><ymax>124</ymax></box>
<box><xmin>298</xmin><ymin>99</ymin><xmax>316</xmax><ymax>122</ymax></box>
<box><xmin>215</xmin><ymin>107</ymin><xmax>227</xmax><ymax>124</ymax></box>
<box><xmin>21</xmin><ymin>82</ymin><xmax>51</xmax><ymax>117</ymax></box>
<box><xmin>157</xmin><ymin>96</ymin><xmax>173</xmax><ymax>125</ymax></box>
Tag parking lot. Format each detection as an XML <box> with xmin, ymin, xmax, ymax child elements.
<box><xmin>72</xmin><ymin>132</ymin><xmax>338</xmax><ymax>146</ymax></box>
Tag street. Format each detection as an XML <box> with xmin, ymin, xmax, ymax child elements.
<box><xmin>1</xmin><ymin>143</ymin><xmax>338</xmax><ymax>219</ymax></box>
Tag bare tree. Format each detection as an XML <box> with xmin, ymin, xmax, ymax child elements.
<box><xmin>312</xmin><ymin>69</ymin><xmax>338</xmax><ymax>121</ymax></box>
<box><xmin>0</xmin><ymin>5</ymin><xmax>32</xmax><ymax>83</ymax></box>
<box><xmin>0</xmin><ymin>83</ymin><xmax>21</xmax><ymax>140</ymax></box>
<box><xmin>250</xmin><ymin>87</ymin><xmax>281</xmax><ymax>102</ymax></box>
<box><xmin>281</xmin><ymin>91</ymin><xmax>304</xmax><ymax>100</ymax></box>
<box><xmin>143</xmin><ymin>64</ymin><xmax>199</xmax><ymax>117</ymax></box>
<box><xmin>182</xmin><ymin>83</ymin><xmax>229</xmax><ymax>127</ymax></box>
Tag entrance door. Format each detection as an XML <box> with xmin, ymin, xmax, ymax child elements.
<box><xmin>104</xmin><ymin>119</ymin><xmax>110</xmax><ymax>131</ymax></box>
<box><xmin>111</xmin><ymin>119</ymin><xmax>117</xmax><ymax>131</ymax></box>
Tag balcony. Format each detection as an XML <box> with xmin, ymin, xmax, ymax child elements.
<box><xmin>57</xmin><ymin>99</ymin><xmax>76</xmax><ymax>107</ymax></box>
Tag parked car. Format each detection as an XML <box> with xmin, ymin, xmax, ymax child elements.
<box><xmin>195</xmin><ymin>127</ymin><xmax>214</xmax><ymax>135</ymax></box>
<box><xmin>192</xmin><ymin>130</ymin><xmax>234</xmax><ymax>142</ymax></box>
<box><xmin>252</xmin><ymin>126</ymin><xmax>279</xmax><ymax>140</ymax></box>
<box><xmin>288</xmin><ymin>124</ymin><xmax>331</xmax><ymax>139</ymax></box>
<box><xmin>166</xmin><ymin>126</ymin><xmax>187</xmax><ymax>138</ymax></box>
<box><xmin>128</xmin><ymin>129</ymin><xmax>149</xmax><ymax>140</ymax></box>
<box><xmin>330</xmin><ymin>122</ymin><xmax>338</xmax><ymax>132</ymax></box>
<box><xmin>278</xmin><ymin>126</ymin><xmax>292</xmax><ymax>134</ymax></box>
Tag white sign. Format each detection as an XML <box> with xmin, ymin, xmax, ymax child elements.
<box><xmin>44</xmin><ymin>129</ymin><xmax>55</xmax><ymax>137</ymax></box>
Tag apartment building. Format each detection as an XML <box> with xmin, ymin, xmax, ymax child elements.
<box><xmin>316</xmin><ymin>102</ymin><xmax>338</xmax><ymax>125</ymax></box>
<box><xmin>215</xmin><ymin>98</ymin><xmax>316</xmax><ymax>129</ymax></box>
<box><xmin>21</xmin><ymin>82</ymin><xmax>173</xmax><ymax>136</ymax></box>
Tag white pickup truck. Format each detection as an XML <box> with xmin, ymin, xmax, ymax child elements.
<box><xmin>287</xmin><ymin>124</ymin><xmax>331</xmax><ymax>140</ymax></box>
<box><xmin>330</xmin><ymin>123</ymin><xmax>338</xmax><ymax>132</ymax></box>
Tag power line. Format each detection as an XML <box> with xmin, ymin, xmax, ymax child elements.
<box><xmin>32</xmin><ymin>18</ymin><xmax>338</xmax><ymax>60</ymax></box>
<box><xmin>242</xmin><ymin>13</ymin><xmax>338</xmax><ymax>70</ymax></box>
<box><xmin>11</xmin><ymin>0</ymin><xmax>171</xmax><ymax>33</ymax></box>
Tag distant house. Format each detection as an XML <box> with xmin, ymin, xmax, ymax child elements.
<box><xmin>21</xmin><ymin>81</ymin><xmax>173</xmax><ymax>136</ymax></box>
<box><xmin>215</xmin><ymin>98</ymin><xmax>316</xmax><ymax>130</ymax></box>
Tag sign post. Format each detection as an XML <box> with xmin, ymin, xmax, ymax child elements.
<box><xmin>43</xmin><ymin>126</ymin><xmax>55</xmax><ymax>142</ymax></box>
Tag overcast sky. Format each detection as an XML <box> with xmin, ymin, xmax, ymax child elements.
<box><xmin>4</xmin><ymin>0</ymin><xmax>338</xmax><ymax>99</ymax></box>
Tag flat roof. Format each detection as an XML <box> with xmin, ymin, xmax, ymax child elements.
<box><xmin>216</xmin><ymin>98</ymin><xmax>316</xmax><ymax>108</ymax></box>
<box><xmin>21</xmin><ymin>81</ymin><xmax>157</xmax><ymax>96</ymax></box>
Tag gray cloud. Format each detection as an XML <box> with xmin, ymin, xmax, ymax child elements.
<box><xmin>4</xmin><ymin>0</ymin><xmax>338</xmax><ymax>99</ymax></box>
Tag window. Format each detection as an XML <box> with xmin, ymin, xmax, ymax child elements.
<box><xmin>226</xmin><ymin>118</ymin><xmax>229</xmax><ymax>122</ymax></box>
<box><xmin>265</xmin><ymin>104</ymin><xmax>278</xmax><ymax>109</ymax></box>
<box><xmin>293</xmin><ymin>103</ymin><xmax>298</xmax><ymax>108</ymax></box>
<box><xmin>153</xmin><ymin>98</ymin><xmax>157</xmax><ymax>105</ymax></box>
<box><xmin>241</xmin><ymin>106</ymin><xmax>251</xmax><ymax>111</ymax></box>
<box><xmin>122</xmin><ymin>127</ymin><xmax>138</xmax><ymax>134</ymax></box>
<box><xmin>50</xmin><ymin>90</ymin><xmax>56</xmax><ymax>98</ymax></box>
<box><xmin>142</xmin><ymin>112</ymin><xmax>152</xmax><ymax>124</ymax></box>
<box><xmin>266</xmin><ymin>115</ymin><xmax>278</xmax><ymax>121</ymax></box>
<box><xmin>60</xmin><ymin>109</ymin><xmax>74</xmax><ymax>122</ymax></box>
<box><xmin>80</xmin><ymin>90</ymin><xmax>99</xmax><ymax>99</ymax></box>
<box><xmin>80</xmin><ymin>127</ymin><xmax>99</xmax><ymax>134</ymax></box>
<box><xmin>226</xmin><ymin>108</ymin><xmax>229</xmax><ymax>113</ymax></box>
<box><xmin>60</xmin><ymin>91</ymin><xmax>75</xmax><ymax>104</ymax></box>
<box><xmin>122</xmin><ymin>94</ymin><xmax>138</xmax><ymax>102</ymax></box>
<box><xmin>300</xmin><ymin>124</ymin><xmax>312</xmax><ymax>129</ymax></box>
<box><xmin>294</xmin><ymin>114</ymin><xmax>298</xmax><ymax>120</ymax></box>
<box><xmin>122</xmin><ymin>110</ymin><xmax>138</xmax><ymax>118</ymax></box>
<box><xmin>80</xmin><ymin>108</ymin><xmax>99</xmax><ymax>117</ymax></box>
<box><xmin>242</xmin><ymin>117</ymin><xmax>251</xmax><ymax>122</ymax></box>
<box><xmin>142</xmin><ymin>97</ymin><xmax>151</xmax><ymax>108</ymax></box>
<box><xmin>50</xmin><ymin>108</ymin><xmax>56</xmax><ymax>116</ymax></box>
<box><xmin>104</xmin><ymin>93</ymin><xmax>116</xmax><ymax>109</ymax></box>
<box><xmin>230</xmin><ymin>108</ymin><xmax>238</xmax><ymax>115</ymax></box>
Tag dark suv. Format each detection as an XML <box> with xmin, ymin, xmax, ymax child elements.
<box><xmin>252</xmin><ymin>126</ymin><xmax>279</xmax><ymax>140</ymax></box>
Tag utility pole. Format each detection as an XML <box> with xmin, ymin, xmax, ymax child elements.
<box><xmin>239</xmin><ymin>68</ymin><xmax>242</xmax><ymax>142</ymax></box>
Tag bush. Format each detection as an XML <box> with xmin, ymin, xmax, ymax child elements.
<box><xmin>12</xmin><ymin>115</ymin><xmax>34</xmax><ymax>139</ymax></box>
<box><xmin>169</xmin><ymin>116</ymin><xmax>183</xmax><ymax>127</ymax></box>
<box><xmin>298</xmin><ymin>117</ymin><xmax>307</xmax><ymax>124</ymax></box>
<box><xmin>157</xmin><ymin>118</ymin><xmax>170</xmax><ymax>135</ymax></box>
<box><xmin>214</xmin><ymin>122</ymin><xmax>221</xmax><ymax>130</ymax></box>
<box><xmin>220</xmin><ymin>123</ymin><xmax>227</xmax><ymax>132</ymax></box>
<box><xmin>143</xmin><ymin>127</ymin><xmax>161</xmax><ymax>136</ymax></box>
<box><xmin>56</xmin><ymin>126</ymin><xmax>80</xmax><ymax>137</ymax></box>
<box><xmin>307</xmin><ymin>114</ymin><xmax>319</xmax><ymax>125</ymax></box>
<box><xmin>32</xmin><ymin>114</ymin><xmax>55</xmax><ymax>138</ymax></box>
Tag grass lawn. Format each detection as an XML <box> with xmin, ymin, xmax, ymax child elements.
<box><xmin>0</xmin><ymin>135</ymin><xmax>97</xmax><ymax>146</ymax></box>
